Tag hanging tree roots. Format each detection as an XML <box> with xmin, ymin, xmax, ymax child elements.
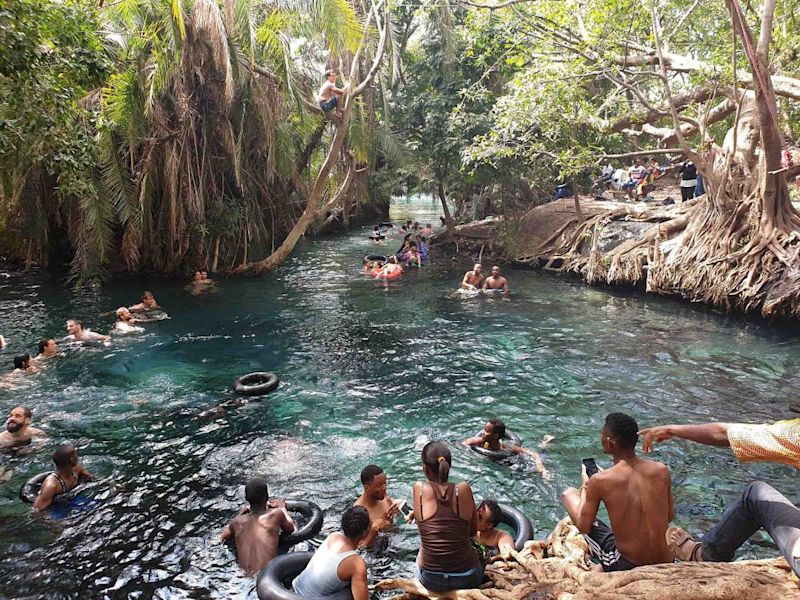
<box><xmin>376</xmin><ymin>518</ymin><xmax>800</xmax><ymax>600</ymax></box>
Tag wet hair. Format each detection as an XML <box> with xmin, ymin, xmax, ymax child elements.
<box><xmin>142</xmin><ymin>291</ymin><xmax>154</xmax><ymax>300</ymax></box>
<box><xmin>38</xmin><ymin>339</ymin><xmax>51</xmax><ymax>355</ymax></box>
<box><xmin>421</xmin><ymin>441</ymin><xmax>451</xmax><ymax>483</ymax></box>
<box><xmin>409</xmin><ymin>242</ymin><xmax>417</xmax><ymax>249</ymax></box>
<box><xmin>360</xmin><ymin>464</ymin><xmax>384</xmax><ymax>485</ymax></box>
<box><xmin>325</xmin><ymin>69</ymin><xmax>335</xmax><ymax>78</ymax></box>
<box><xmin>13</xmin><ymin>354</ymin><xmax>30</xmax><ymax>369</ymax></box>
<box><xmin>604</xmin><ymin>413</ymin><xmax>638</xmax><ymax>450</ymax></box>
<box><xmin>244</xmin><ymin>477</ymin><xmax>269</xmax><ymax>506</ymax></box>
<box><xmin>52</xmin><ymin>444</ymin><xmax>75</xmax><ymax>469</ymax></box>
<box><xmin>14</xmin><ymin>406</ymin><xmax>32</xmax><ymax>419</ymax></box>
<box><xmin>487</xmin><ymin>418</ymin><xmax>506</xmax><ymax>439</ymax></box>
<box><xmin>478</xmin><ymin>499</ymin><xmax>502</xmax><ymax>526</ymax></box>
<box><xmin>342</xmin><ymin>506</ymin><xmax>371</xmax><ymax>538</ymax></box>
<box><xmin>72</xmin><ymin>319</ymin><xmax>84</xmax><ymax>329</ymax></box>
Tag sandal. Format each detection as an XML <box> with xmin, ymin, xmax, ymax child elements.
<box><xmin>666</xmin><ymin>526</ymin><xmax>704</xmax><ymax>562</ymax></box>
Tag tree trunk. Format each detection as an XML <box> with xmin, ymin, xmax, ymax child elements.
<box><xmin>571</xmin><ymin>178</ymin><xmax>583</xmax><ymax>223</ymax></box>
<box><xmin>438</xmin><ymin>180</ymin><xmax>455</xmax><ymax>239</ymax></box>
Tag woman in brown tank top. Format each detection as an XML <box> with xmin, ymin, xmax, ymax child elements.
<box><xmin>412</xmin><ymin>441</ymin><xmax>484</xmax><ymax>592</ymax></box>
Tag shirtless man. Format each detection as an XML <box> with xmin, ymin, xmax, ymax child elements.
<box><xmin>482</xmin><ymin>266</ymin><xmax>509</xmax><ymax>297</ymax></box>
<box><xmin>560</xmin><ymin>413</ymin><xmax>673</xmax><ymax>571</ymax></box>
<box><xmin>128</xmin><ymin>290</ymin><xmax>160</xmax><ymax>313</ymax></box>
<box><xmin>37</xmin><ymin>338</ymin><xmax>59</xmax><ymax>360</ymax></box>
<box><xmin>474</xmin><ymin>499</ymin><xmax>514</xmax><ymax>555</ymax></box>
<box><xmin>114</xmin><ymin>307</ymin><xmax>144</xmax><ymax>334</ymax></box>
<box><xmin>461</xmin><ymin>263</ymin><xmax>484</xmax><ymax>291</ymax></box>
<box><xmin>220</xmin><ymin>477</ymin><xmax>296</xmax><ymax>575</ymax></box>
<box><xmin>66</xmin><ymin>319</ymin><xmax>110</xmax><ymax>343</ymax></box>
<box><xmin>34</xmin><ymin>444</ymin><xmax>93</xmax><ymax>511</ymax></box>
<box><xmin>354</xmin><ymin>464</ymin><xmax>401</xmax><ymax>547</ymax></box>
<box><xmin>463</xmin><ymin>419</ymin><xmax>550</xmax><ymax>479</ymax></box>
<box><xmin>12</xmin><ymin>354</ymin><xmax>38</xmax><ymax>373</ymax></box>
<box><xmin>318</xmin><ymin>70</ymin><xmax>347</xmax><ymax>117</ymax></box>
<box><xmin>0</xmin><ymin>406</ymin><xmax>46</xmax><ymax>450</ymax></box>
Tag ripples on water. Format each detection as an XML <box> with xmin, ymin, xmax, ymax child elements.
<box><xmin>1</xmin><ymin>197</ymin><xmax>799</xmax><ymax>597</ymax></box>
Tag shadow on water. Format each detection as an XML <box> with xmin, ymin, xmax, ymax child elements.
<box><xmin>1</xmin><ymin>195</ymin><xmax>799</xmax><ymax>597</ymax></box>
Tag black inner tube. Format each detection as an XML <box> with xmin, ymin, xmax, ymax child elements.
<box><xmin>234</xmin><ymin>372</ymin><xmax>280</xmax><ymax>396</ymax></box>
<box><xmin>364</xmin><ymin>254</ymin><xmax>387</xmax><ymax>263</ymax></box>
<box><xmin>256</xmin><ymin>551</ymin><xmax>313</xmax><ymax>600</ymax></box>
<box><xmin>497</xmin><ymin>503</ymin><xmax>535</xmax><ymax>551</ymax></box>
<box><xmin>279</xmin><ymin>500</ymin><xmax>323</xmax><ymax>547</ymax></box>
<box><xmin>470</xmin><ymin>430</ymin><xmax>522</xmax><ymax>460</ymax></box>
<box><xmin>20</xmin><ymin>472</ymin><xmax>89</xmax><ymax>504</ymax></box>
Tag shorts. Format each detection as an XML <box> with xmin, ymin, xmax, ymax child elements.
<box><xmin>415</xmin><ymin>563</ymin><xmax>485</xmax><ymax>592</ymax></box>
<box><xmin>320</xmin><ymin>97</ymin><xmax>338</xmax><ymax>112</ymax></box>
<box><xmin>583</xmin><ymin>520</ymin><xmax>639</xmax><ymax>572</ymax></box>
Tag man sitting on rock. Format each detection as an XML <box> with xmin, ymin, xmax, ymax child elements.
<box><xmin>561</xmin><ymin>413</ymin><xmax>674</xmax><ymax>571</ymax></box>
<box><xmin>639</xmin><ymin>419</ymin><xmax>800</xmax><ymax>577</ymax></box>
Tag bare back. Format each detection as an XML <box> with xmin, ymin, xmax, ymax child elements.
<box><xmin>593</xmin><ymin>458</ymin><xmax>673</xmax><ymax>565</ymax></box>
<box><xmin>229</xmin><ymin>508</ymin><xmax>292</xmax><ymax>575</ymax></box>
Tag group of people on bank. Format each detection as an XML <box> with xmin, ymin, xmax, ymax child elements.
<box><xmin>220</xmin><ymin>410</ymin><xmax>800</xmax><ymax>598</ymax></box>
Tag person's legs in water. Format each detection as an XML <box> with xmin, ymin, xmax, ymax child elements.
<box><xmin>700</xmin><ymin>481</ymin><xmax>800</xmax><ymax>575</ymax></box>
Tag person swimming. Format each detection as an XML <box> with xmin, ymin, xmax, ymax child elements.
<box><xmin>114</xmin><ymin>307</ymin><xmax>144</xmax><ymax>334</ymax></box>
<box><xmin>376</xmin><ymin>256</ymin><xmax>403</xmax><ymax>278</ymax></box>
<box><xmin>473</xmin><ymin>499</ymin><xmax>514</xmax><ymax>556</ymax></box>
<box><xmin>12</xmin><ymin>354</ymin><xmax>37</xmax><ymax>373</ymax></box>
<box><xmin>0</xmin><ymin>406</ymin><xmax>47</xmax><ymax>451</ymax></box>
<box><xmin>463</xmin><ymin>419</ymin><xmax>551</xmax><ymax>479</ymax></box>
<box><xmin>128</xmin><ymin>291</ymin><xmax>160</xmax><ymax>313</ymax></box>
<box><xmin>36</xmin><ymin>338</ymin><xmax>59</xmax><ymax>360</ymax></box>
<box><xmin>33</xmin><ymin>444</ymin><xmax>93</xmax><ymax>512</ymax></box>
<box><xmin>66</xmin><ymin>319</ymin><xmax>110</xmax><ymax>343</ymax></box>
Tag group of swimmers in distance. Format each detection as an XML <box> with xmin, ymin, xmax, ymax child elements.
<box><xmin>363</xmin><ymin>220</ymin><xmax>432</xmax><ymax>277</ymax></box>
<box><xmin>0</xmin><ymin>291</ymin><xmax>165</xmax><ymax>388</ymax></box>
<box><xmin>222</xmin><ymin>418</ymin><xmax>552</xmax><ymax>594</ymax></box>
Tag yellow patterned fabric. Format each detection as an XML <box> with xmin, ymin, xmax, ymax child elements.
<box><xmin>728</xmin><ymin>420</ymin><xmax>800</xmax><ymax>469</ymax></box>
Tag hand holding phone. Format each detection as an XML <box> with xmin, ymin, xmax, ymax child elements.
<box><xmin>582</xmin><ymin>458</ymin><xmax>599</xmax><ymax>478</ymax></box>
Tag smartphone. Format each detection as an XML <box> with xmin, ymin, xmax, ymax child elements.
<box><xmin>582</xmin><ymin>457</ymin><xmax>599</xmax><ymax>478</ymax></box>
<box><xmin>394</xmin><ymin>499</ymin><xmax>412</xmax><ymax>520</ymax></box>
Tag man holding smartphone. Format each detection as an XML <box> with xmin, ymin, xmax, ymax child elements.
<box><xmin>561</xmin><ymin>413</ymin><xmax>674</xmax><ymax>571</ymax></box>
<box><xmin>354</xmin><ymin>464</ymin><xmax>404</xmax><ymax>547</ymax></box>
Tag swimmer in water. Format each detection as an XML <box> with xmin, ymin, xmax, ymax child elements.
<box><xmin>482</xmin><ymin>265</ymin><xmax>509</xmax><ymax>297</ymax></box>
<box><xmin>376</xmin><ymin>255</ymin><xmax>403</xmax><ymax>278</ymax></box>
<box><xmin>128</xmin><ymin>290</ymin><xmax>160</xmax><ymax>313</ymax></box>
<box><xmin>354</xmin><ymin>465</ymin><xmax>403</xmax><ymax>547</ymax></box>
<box><xmin>66</xmin><ymin>319</ymin><xmax>110</xmax><ymax>343</ymax></box>
<box><xmin>36</xmin><ymin>338</ymin><xmax>60</xmax><ymax>360</ymax></box>
<box><xmin>13</xmin><ymin>354</ymin><xmax>38</xmax><ymax>373</ymax></box>
<box><xmin>463</xmin><ymin>419</ymin><xmax>551</xmax><ymax>479</ymax></box>
<box><xmin>220</xmin><ymin>477</ymin><xmax>296</xmax><ymax>575</ymax></box>
<box><xmin>474</xmin><ymin>499</ymin><xmax>515</xmax><ymax>556</ymax></box>
<box><xmin>33</xmin><ymin>444</ymin><xmax>93</xmax><ymax>512</ymax></box>
<box><xmin>0</xmin><ymin>406</ymin><xmax>47</xmax><ymax>451</ymax></box>
<box><xmin>114</xmin><ymin>307</ymin><xmax>144</xmax><ymax>334</ymax></box>
<box><xmin>461</xmin><ymin>263</ymin><xmax>484</xmax><ymax>291</ymax></box>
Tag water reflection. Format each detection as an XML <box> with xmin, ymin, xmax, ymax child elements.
<box><xmin>0</xmin><ymin>196</ymin><xmax>799</xmax><ymax>597</ymax></box>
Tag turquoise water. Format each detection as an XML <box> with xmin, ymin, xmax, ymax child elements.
<box><xmin>1</xmin><ymin>195</ymin><xmax>799</xmax><ymax>597</ymax></box>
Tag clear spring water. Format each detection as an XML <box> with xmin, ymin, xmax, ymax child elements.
<box><xmin>1</xmin><ymin>195</ymin><xmax>799</xmax><ymax>598</ymax></box>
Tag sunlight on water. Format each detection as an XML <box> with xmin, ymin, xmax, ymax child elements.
<box><xmin>1</xmin><ymin>194</ymin><xmax>799</xmax><ymax>597</ymax></box>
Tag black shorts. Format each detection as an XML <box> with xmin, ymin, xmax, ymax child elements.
<box><xmin>320</xmin><ymin>97</ymin><xmax>338</xmax><ymax>112</ymax></box>
<box><xmin>583</xmin><ymin>520</ymin><xmax>639</xmax><ymax>572</ymax></box>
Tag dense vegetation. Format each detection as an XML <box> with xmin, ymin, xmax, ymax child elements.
<box><xmin>2</xmin><ymin>0</ymin><xmax>800</xmax><ymax>314</ymax></box>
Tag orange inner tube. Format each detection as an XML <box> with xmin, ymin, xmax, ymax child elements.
<box><xmin>375</xmin><ymin>267</ymin><xmax>403</xmax><ymax>280</ymax></box>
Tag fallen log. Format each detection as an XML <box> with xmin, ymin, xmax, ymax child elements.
<box><xmin>376</xmin><ymin>518</ymin><xmax>800</xmax><ymax>600</ymax></box>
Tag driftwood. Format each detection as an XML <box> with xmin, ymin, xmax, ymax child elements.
<box><xmin>376</xmin><ymin>518</ymin><xmax>800</xmax><ymax>600</ymax></box>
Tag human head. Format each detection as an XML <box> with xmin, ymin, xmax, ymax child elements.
<box><xmin>325</xmin><ymin>69</ymin><xmax>336</xmax><ymax>82</ymax></box>
<box><xmin>389</xmin><ymin>255</ymin><xmax>398</xmax><ymax>264</ymax></box>
<box><xmin>406</xmin><ymin>219</ymin><xmax>412</xmax><ymax>226</ymax></box>
<box><xmin>491</xmin><ymin>266</ymin><xmax>501</xmax><ymax>276</ymax></box>
<box><xmin>484</xmin><ymin>418</ymin><xmax>506</xmax><ymax>441</ymax></box>
<box><xmin>244</xmin><ymin>477</ymin><xmax>269</xmax><ymax>508</ymax></box>
<box><xmin>415</xmin><ymin>235</ymin><xmax>422</xmax><ymax>242</ymax></box>
<box><xmin>66</xmin><ymin>319</ymin><xmax>82</xmax><ymax>335</ymax></box>
<box><xmin>142</xmin><ymin>291</ymin><xmax>156</xmax><ymax>308</ymax></box>
<box><xmin>634</xmin><ymin>158</ymin><xmax>643</xmax><ymax>166</ymax></box>
<box><xmin>601</xmin><ymin>413</ymin><xmax>638</xmax><ymax>454</ymax></box>
<box><xmin>360</xmin><ymin>464</ymin><xmax>387</xmax><ymax>500</ymax></box>
<box><xmin>193</xmin><ymin>271</ymin><xmax>203</xmax><ymax>282</ymax></box>
<box><xmin>427</xmin><ymin>223</ymin><xmax>432</xmax><ymax>229</ymax></box>
<box><xmin>341</xmin><ymin>506</ymin><xmax>371</xmax><ymax>541</ymax></box>
<box><xmin>473</xmin><ymin>263</ymin><xmax>482</xmax><ymax>273</ymax></box>
<box><xmin>116</xmin><ymin>307</ymin><xmax>132</xmax><ymax>321</ymax></box>
<box><xmin>53</xmin><ymin>444</ymin><xmax>78</xmax><ymax>469</ymax></box>
<box><xmin>6</xmin><ymin>406</ymin><xmax>32</xmax><ymax>433</ymax></box>
<box><xmin>13</xmin><ymin>354</ymin><xmax>30</xmax><ymax>370</ymax></box>
<box><xmin>38</xmin><ymin>338</ymin><xmax>56</xmax><ymax>356</ymax></box>
<box><xmin>201</xmin><ymin>271</ymin><xmax>208</xmax><ymax>279</ymax></box>
<box><xmin>421</xmin><ymin>441</ymin><xmax>451</xmax><ymax>483</ymax></box>
<box><xmin>477</xmin><ymin>499</ymin><xmax>503</xmax><ymax>531</ymax></box>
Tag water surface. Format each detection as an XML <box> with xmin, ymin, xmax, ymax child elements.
<box><xmin>1</xmin><ymin>196</ymin><xmax>799</xmax><ymax>598</ymax></box>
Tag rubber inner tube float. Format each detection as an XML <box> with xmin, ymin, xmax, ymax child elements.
<box><xmin>256</xmin><ymin>551</ymin><xmax>313</xmax><ymax>600</ymax></box>
<box><xmin>234</xmin><ymin>372</ymin><xmax>280</xmax><ymax>396</ymax></box>
<box><xmin>279</xmin><ymin>500</ymin><xmax>324</xmax><ymax>547</ymax></box>
<box><xmin>470</xmin><ymin>430</ymin><xmax>522</xmax><ymax>460</ymax></box>
<box><xmin>380</xmin><ymin>222</ymin><xmax>394</xmax><ymax>228</ymax></box>
<box><xmin>497</xmin><ymin>502</ymin><xmax>534</xmax><ymax>551</ymax></box>
<box><xmin>19</xmin><ymin>472</ymin><xmax>88</xmax><ymax>504</ymax></box>
<box><xmin>364</xmin><ymin>254</ymin><xmax>387</xmax><ymax>263</ymax></box>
